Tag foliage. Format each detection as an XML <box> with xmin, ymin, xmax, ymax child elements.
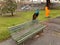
<box><xmin>1</xmin><ymin>0</ymin><xmax>17</xmax><ymax>16</ymax></box>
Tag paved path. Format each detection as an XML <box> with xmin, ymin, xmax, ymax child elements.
<box><xmin>0</xmin><ymin>17</ymin><xmax>60</xmax><ymax>45</ymax></box>
<box><xmin>24</xmin><ymin>17</ymin><xmax>60</xmax><ymax>45</ymax></box>
<box><xmin>0</xmin><ymin>39</ymin><xmax>17</xmax><ymax>45</ymax></box>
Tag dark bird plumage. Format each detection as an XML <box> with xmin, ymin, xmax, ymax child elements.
<box><xmin>32</xmin><ymin>9</ymin><xmax>39</xmax><ymax>20</ymax></box>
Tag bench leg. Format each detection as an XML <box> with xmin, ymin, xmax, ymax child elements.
<box><xmin>22</xmin><ymin>42</ymin><xmax>24</xmax><ymax>45</ymax></box>
<box><xmin>41</xmin><ymin>29</ymin><xmax>43</xmax><ymax>33</ymax></box>
<box><xmin>37</xmin><ymin>29</ymin><xmax>43</xmax><ymax>35</ymax></box>
<box><xmin>34</xmin><ymin>29</ymin><xmax>44</xmax><ymax>38</ymax></box>
<box><xmin>20</xmin><ymin>42</ymin><xmax>24</xmax><ymax>45</ymax></box>
<box><xmin>31</xmin><ymin>29</ymin><xmax>44</xmax><ymax>39</ymax></box>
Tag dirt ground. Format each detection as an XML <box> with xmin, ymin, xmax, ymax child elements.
<box><xmin>0</xmin><ymin>17</ymin><xmax>60</xmax><ymax>45</ymax></box>
<box><xmin>23</xmin><ymin>17</ymin><xmax>60</xmax><ymax>45</ymax></box>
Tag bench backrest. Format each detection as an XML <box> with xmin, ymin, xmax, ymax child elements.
<box><xmin>9</xmin><ymin>20</ymin><xmax>39</xmax><ymax>34</ymax></box>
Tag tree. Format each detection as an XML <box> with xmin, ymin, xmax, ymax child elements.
<box><xmin>1</xmin><ymin>0</ymin><xmax>17</xmax><ymax>16</ymax></box>
<box><xmin>46</xmin><ymin>0</ymin><xmax>51</xmax><ymax>9</ymax></box>
<box><xmin>0</xmin><ymin>4</ymin><xmax>2</xmax><ymax>15</ymax></box>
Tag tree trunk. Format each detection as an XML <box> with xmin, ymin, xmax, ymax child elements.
<box><xmin>46</xmin><ymin>0</ymin><xmax>51</xmax><ymax>9</ymax></box>
<box><xmin>11</xmin><ymin>11</ymin><xmax>13</xmax><ymax>16</ymax></box>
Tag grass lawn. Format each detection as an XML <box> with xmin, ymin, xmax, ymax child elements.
<box><xmin>0</xmin><ymin>10</ymin><xmax>60</xmax><ymax>42</ymax></box>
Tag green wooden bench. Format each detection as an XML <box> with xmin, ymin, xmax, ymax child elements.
<box><xmin>9</xmin><ymin>20</ymin><xmax>46</xmax><ymax>45</ymax></box>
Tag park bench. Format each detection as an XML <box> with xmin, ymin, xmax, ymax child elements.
<box><xmin>9</xmin><ymin>20</ymin><xmax>46</xmax><ymax>45</ymax></box>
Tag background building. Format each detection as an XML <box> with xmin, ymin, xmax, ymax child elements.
<box><xmin>42</xmin><ymin>0</ymin><xmax>60</xmax><ymax>3</ymax></box>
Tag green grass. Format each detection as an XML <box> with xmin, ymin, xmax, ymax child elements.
<box><xmin>0</xmin><ymin>10</ymin><xmax>60</xmax><ymax>42</ymax></box>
